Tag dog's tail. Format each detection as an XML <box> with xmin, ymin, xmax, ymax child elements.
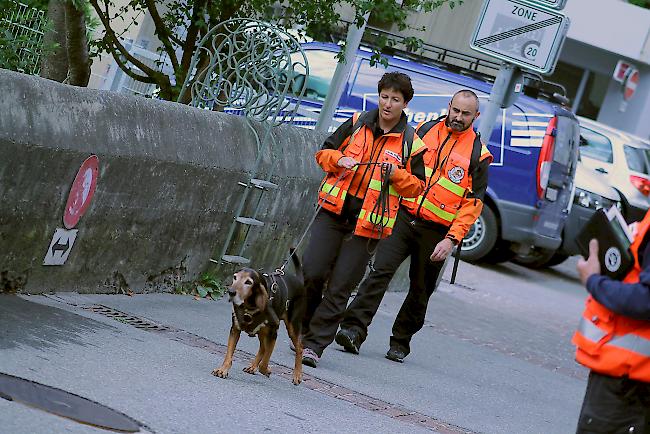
<box><xmin>289</xmin><ymin>247</ymin><xmax>303</xmax><ymax>282</ymax></box>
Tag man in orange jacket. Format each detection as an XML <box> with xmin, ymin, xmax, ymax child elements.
<box><xmin>573</xmin><ymin>210</ymin><xmax>650</xmax><ymax>433</ymax></box>
<box><xmin>335</xmin><ymin>90</ymin><xmax>492</xmax><ymax>362</ymax></box>
<box><xmin>300</xmin><ymin>72</ymin><xmax>427</xmax><ymax>367</ymax></box>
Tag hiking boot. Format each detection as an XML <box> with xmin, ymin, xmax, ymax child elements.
<box><xmin>302</xmin><ymin>348</ymin><xmax>320</xmax><ymax>367</ymax></box>
<box><xmin>335</xmin><ymin>328</ymin><xmax>360</xmax><ymax>355</ymax></box>
<box><xmin>385</xmin><ymin>347</ymin><xmax>407</xmax><ymax>363</ymax></box>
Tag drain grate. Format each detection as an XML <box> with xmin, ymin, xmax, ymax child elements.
<box><xmin>0</xmin><ymin>372</ymin><xmax>144</xmax><ymax>433</ymax></box>
<box><xmin>84</xmin><ymin>305</ymin><xmax>170</xmax><ymax>332</ymax></box>
<box><xmin>83</xmin><ymin>304</ymin><xmax>476</xmax><ymax>434</ymax></box>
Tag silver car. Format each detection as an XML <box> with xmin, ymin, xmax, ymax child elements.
<box><xmin>578</xmin><ymin>117</ymin><xmax>650</xmax><ymax>222</ymax></box>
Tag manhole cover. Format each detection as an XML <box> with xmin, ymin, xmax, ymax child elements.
<box><xmin>0</xmin><ymin>372</ymin><xmax>142</xmax><ymax>432</ymax></box>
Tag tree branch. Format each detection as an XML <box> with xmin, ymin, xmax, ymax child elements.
<box><xmin>89</xmin><ymin>0</ymin><xmax>161</xmax><ymax>79</ymax></box>
<box><xmin>142</xmin><ymin>0</ymin><xmax>180</xmax><ymax>72</ymax></box>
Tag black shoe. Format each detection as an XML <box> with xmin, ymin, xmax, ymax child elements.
<box><xmin>335</xmin><ymin>328</ymin><xmax>360</xmax><ymax>354</ymax></box>
<box><xmin>385</xmin><ymin>347</ymin><xmax>406</xmax><ymax>363</ymax></box>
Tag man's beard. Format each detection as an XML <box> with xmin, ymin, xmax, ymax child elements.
<box><xmin>447</xmin><ymin>118</ymin><xmax>470</xmax><ymax>132</ymax></box>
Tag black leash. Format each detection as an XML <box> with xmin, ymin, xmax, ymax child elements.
<box><xmin>279</xmin><ymin>161</ymin><xmax>395</xmax><ymax>272</ymax></box>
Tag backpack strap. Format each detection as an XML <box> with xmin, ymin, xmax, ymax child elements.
<box><xmin>415</xmin><ymin>115</ymin><xmax>446</xmax><ymax>140</ymax></box>
<box><xmin>402</xmin><ymin>124</ymin><xmax>415</xmax><ymax>164</ymax></box>
<box><xmin>469</xmin><ymin>132</ymin><xmax>482</xmax><ymax>175</ymax></box>
<box><xmin>339</xmin><ymin>111</ymin><xmax>367</xmax><ymax>153</ymax></box>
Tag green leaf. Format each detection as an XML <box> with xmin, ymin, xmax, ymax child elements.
<box><xmin>196</xmin><ymin>286</ymin><xmax>209</xmax><ymax>298</ymax></box>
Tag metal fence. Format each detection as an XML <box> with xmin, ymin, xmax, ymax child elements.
<box><xmin>1</xmin><ymin>1</ymin><xmax>46</xmax><ymax>75</ymax></box>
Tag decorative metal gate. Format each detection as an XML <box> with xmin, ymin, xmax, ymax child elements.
<box><xmin>178</xmin><ymin>18</ymin><xmax>309</xmax><ymax>268</ymax></box>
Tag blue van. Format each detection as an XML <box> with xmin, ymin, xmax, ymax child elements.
<box><xmin>291</xmin><ymin>42</ymin><xmax>580</xmax><ymax>262</ymax></box>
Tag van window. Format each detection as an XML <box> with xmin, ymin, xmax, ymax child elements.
<box><xmin>579</xmin><ymin>128</ymin><xmax>614</xmax><ymax>163</ymax></box>
<box><xmin>293</xmin><ymin>49</ymin><xmax>338</xmax><ymax>101</ymax></box>
<box><xmin>553</xmin><ymin>116</ymin><xmax>578</xmax><ymax>166</ymax></box>
<box><xmin>624</xmin><ymin>145</ymin><xmax>650</xmax><ymax>174</ymax></box>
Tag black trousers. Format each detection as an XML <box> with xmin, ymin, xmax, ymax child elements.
<box><xmin>340</xmin><ymin>208</ymin><xmax>448</xmax><ymax>355</ymax></box>
<box><xmin>301</xmin><ymin>209</ymin><xmax>378</xmax><ymax>356</ymax></box>
<box><xmin>576</xmin><ymin>371</ymin><xmax>650</xmax><ymax>433</ymax></box>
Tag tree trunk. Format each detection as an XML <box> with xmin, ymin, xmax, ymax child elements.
<box><xmin>40</xmin><ymin>0</ymin><xmax>68</xmax><ymax>82</ymax></box>
<box><xmin>64</xmin><ymin>0</ymin><xmax>91</xmax><ymax>86</ymax></box>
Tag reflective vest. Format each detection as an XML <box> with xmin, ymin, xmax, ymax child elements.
<box><xmin>572</xmin><ymin>210</ymin><xmax>650</xmax><ymax>382</ymax></box>
<box><xmin>318</xmin><ymin>112</ymin><xmax>426</xmax><ymax>239</ymax></box>
<box><xmin>401</xmin><ymin>118</ymin><xmax>492</xmax><ymax>226</ymax></box>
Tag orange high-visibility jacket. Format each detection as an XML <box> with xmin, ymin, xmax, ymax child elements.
<box><xmin>572</xmin><ymin>210</ymin><xmax>650</xmax><ymax>382</ymax></box>
<box><xmin>401</xmin><ymin>118</ymin><xmax>493</xmax><ymax>243</ymax></box>
<box><xmin>316</xmin><ymin>111</ymin><xmax>426</xmax><ymax>239</ymax></box>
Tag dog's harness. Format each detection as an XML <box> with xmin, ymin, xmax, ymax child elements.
<box><xmin>232</xmin><ymin>270</ymin><xmax>289</xmax><ymax>337</ymax></box>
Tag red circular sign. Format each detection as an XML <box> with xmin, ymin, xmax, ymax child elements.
<box><xmin>63</xmin><ymin>155</ymin><xmax>99</xmax><ymax>229</ymax></box>
<box><xmin>624</xmin><ymin>69</ymin><xmax>639</xmax><ymax>101</ymax></box>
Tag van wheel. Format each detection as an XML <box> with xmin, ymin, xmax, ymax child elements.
<box><xmin>512</xmin><ymin>248</ymin><xmax>557</xmax><ymax>269</ymax></box>
<box><xmin>546</xmin><ymin>253</ymin><xmax>569</xmax><ymax>267</ymax></box>
<box><xmin>460</xmin><ymin>206</ymin><xmax>497</xmax><ymax>263</ymax></box>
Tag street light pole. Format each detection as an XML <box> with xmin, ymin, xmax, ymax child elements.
<box><xmin>315</xmin><ymin>12</ymin><xmax>371</xmax><ymax>132</ymax></box>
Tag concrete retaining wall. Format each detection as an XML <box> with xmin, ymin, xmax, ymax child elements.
<box><xmin>0</xmin><ymin>70</ymin><xmax>329</xmax><ymax>294</ymax></box>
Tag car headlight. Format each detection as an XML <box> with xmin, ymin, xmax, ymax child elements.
<box><xmin>574</xmin><ymin>188</ymin><xmax>611</xmax><ymax>210</ymax></box>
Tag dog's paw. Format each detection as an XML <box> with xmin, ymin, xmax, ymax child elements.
<box><xmin>259</xmin><ymin>366</ymin><xmax>272</xmax><ymax>377</ymax></box>
<box><xmin>212</xmin><ymin>367</ymin><xmax>229</xmax><ymax>378</ymax></box>
<box><xmin>292</xmin><ymin>374</ymin><xmax>302</xmax><ymax>385</ymax></box>
<box><xmin>243</xmin><ymin>366</ymin><xmax>257</xmax><ymax>375</ymax></box>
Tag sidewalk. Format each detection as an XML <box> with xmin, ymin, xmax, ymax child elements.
<box><xmin>1</xmin><ymin>260</ymin><xmax>587</xmax><ymax>433</ymax></box>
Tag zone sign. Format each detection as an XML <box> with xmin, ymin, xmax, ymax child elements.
<box><xmin>470</xmin><ymin>0</ymin><xmax>570</xmax><ymax>74</ymax></box>
<box><xmin>527</xmin><ymin>0</ymin><xmax>567</xmax><ymax>9</ymax></box>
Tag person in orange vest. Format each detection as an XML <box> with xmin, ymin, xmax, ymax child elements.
<box><xmin>573</xmin><ymin>211</ymin><xmax>650</xmax><ymax>433</ymax></box>
<box><xmin>300</xmin><ymin>72</ymin><xmax>427</xmax><ymax>367</ymax></box>
<box><xmin>334</xmin><ymin>90</ymin><xmax>492</xmax><ymax>362</ymax></box>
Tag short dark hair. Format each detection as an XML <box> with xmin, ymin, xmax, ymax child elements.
<box><xmin>377</xmin><ymin>72</ymin><xmax>414</xmax><ymax>103</ymax></box>
<box><xmin>451</xmin><ymin>89</ymin><xmax>480</xmax><ymax>111</ymax></box>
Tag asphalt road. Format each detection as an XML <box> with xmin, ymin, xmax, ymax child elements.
<box><xmin>0</xmin><ymin>257</ymin><xmax>589</xmax><ymax>434</ymax></box>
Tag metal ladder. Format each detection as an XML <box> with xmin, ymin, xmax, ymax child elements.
<box><xmin>211</xmin><ymin>120</ymin><xmax>279</xmax><ymax>266</ymax></box>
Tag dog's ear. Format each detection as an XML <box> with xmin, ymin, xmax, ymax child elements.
<box><xmin>254</xmin><ymin>281</ymin><xmax>268</xmax><ymax>313</ymax></box>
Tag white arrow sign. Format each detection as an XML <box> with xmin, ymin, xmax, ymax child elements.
<box><xmin>470</xmin><ymin>0</ymin><xmax>570</xmax><ymax>74</ymax></box>
<box><xmin>43</xmin><ymin>228</ymin><xmax>78</xmax><ymax>266</ymax></box>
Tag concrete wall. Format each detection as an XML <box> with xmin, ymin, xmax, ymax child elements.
<box><xmin>0</xmin><ymin>69</ymin><xmax>329</xmax><ymax>294</ymax></box>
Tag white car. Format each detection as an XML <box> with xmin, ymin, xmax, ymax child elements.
<box><xmin>578</xmin><ymin>117</ymin><xmax>650</xmax><ymax>222</ymax></box>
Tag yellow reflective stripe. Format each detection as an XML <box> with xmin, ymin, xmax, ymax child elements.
<box><xmin>402</xmin><ymin>196</ymin><xmax>417</xmax><ymax>203</ymax></box>
<box><xmin>321</xmin><ymin>182</ymin><xmax>347</xmax><ymax>201</ymax></box>
<box><xmin>420</xmin><ymin>198</ymin><xmax>455</xmax><ymax>222</ymax></box>
<box><xmin>321</xmin><ymin>182</ymin><xmax>341</xmax><ymax>197</ymax></box>
<box><xmin>437</xmin><ymin>177</ymin><xmax>466</xmax><ymax>197</ymax></box>
<box><xmin>425</xmin><ymin>167</ymin><xmax>434</xmax><ymax>178</ymax></box>
<box><xmin>368</xmin><ymin>179</ymin><xmax>399</xmax><ymax>197</ymax></box>
<box><xmin>411</xmin><ymin>137</ymin><xmax>426</xmax><ymax>154</ymax></box>
<box><xmin>481</xmin><ymin>145</ymin><xmax>490</xmax><ymax>157</ymax></box>
<box><xmin>359</xmin><ymin>210</ymin><xmax>397</xmax><ymax>228</ymax></box>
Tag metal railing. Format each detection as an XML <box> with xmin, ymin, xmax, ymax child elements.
<box><xmin>1</xmin><ymin>1</ymin><xmax>47</xmax><ymax>74</ymax></box>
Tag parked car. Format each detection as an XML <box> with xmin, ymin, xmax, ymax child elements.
<box><xmin>513</xmin><ymin>159</ymin><xmax>621</xmax><ymax>268</ymax></box>
<box><xmin>291</xmin><ymin>42</ymin><xmax>580</xmax><ymax>263</ymax></box>
<box><xmin>577</xmin><ymin>117</ymin><xmax>650</xmax><ymax>223</ymax></box>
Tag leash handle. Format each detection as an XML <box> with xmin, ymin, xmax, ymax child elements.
<box><xmin>450</xmin><ymin>237</ymin><xmax>463</xmax><ymax>284</ymax></box>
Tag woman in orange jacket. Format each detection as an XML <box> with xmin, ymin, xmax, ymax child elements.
<box><xmin>300</xmin><ymin>72</ymin><xmax>426</xmax><ymax>367</ymax></box>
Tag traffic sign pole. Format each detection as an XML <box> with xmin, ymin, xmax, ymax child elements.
<box><xmin>315</xmin><ymin>11</ymin><xmax>371</xmax><ymax>132</ymax></box>
<box><xmin>477</xmin><ymin>63</ymin><xmax>523</xmax><ymax>144</ymax></box>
